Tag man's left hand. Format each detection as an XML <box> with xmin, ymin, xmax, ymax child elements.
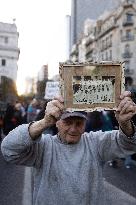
<box><xmin>115</xmin><ymin>91</ymin><xmax>136</xmax><ymax>124</ymax></box>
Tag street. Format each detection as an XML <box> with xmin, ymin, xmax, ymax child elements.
<box><xmin>0</xmin><ymin>141</ymin><xmax>32</xmax><ymax>205</ymax></box>
<box><xmin>104</xmin><ymin>161</ymin><xmax>136</xmax><ymax>204</ymax></box>
<box><xmin>0</xmin><ymin>140</ymin><xmax>136</xmax><ymax>205</ymax></box>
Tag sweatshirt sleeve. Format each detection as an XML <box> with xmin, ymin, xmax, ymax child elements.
<box><xmin>1</xmin><ymin>124</ymin><xmax>47</xmax><ymax>168</ymax></box>
<box><xmin>92</xmin><ymin>127</ymin><xmax>136</xmax><ymax>162</ymax></box>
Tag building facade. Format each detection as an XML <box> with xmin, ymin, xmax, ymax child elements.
<box><xmin>70</xmin><ymin>0</ymin><xmax>136</xmax><ymax>86</ymax></box>
<box><xmin>0</xmin><ymin>21</ymin><xmax>20</xmax><ymax>102</ymax></box>
<box><xmin>37</xmin><ymin>65</ymin><xmax>48</xmax><ymax>82</ymax></box>
<box><xmin>0</xmin><ymin>22</ymin><xmax>19</xmax><ymax>81</ymax></box>
<box><xmin>36</xmin><ymin>65</ymin><xmax>48</xmax><ymax>99</ymax></box>
<box><xmin>70</xmin><ymin>0</ymin><xmax>120</xmax><ymax>49</ymax></box>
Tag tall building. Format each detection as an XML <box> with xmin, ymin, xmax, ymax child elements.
<box><xmin>25</xmin><ymin>77</ymin><xmax>36</xmax><ymax>95</ymax></box>
<box><xmin>36</xmin><ymin>65</ymin><xmax>48</xmax><ymax>99</ymax></box>
<box><xmin>70</xmin><ymin>0</ymin><xmax>121</xmax><ymax>49</ymax></box>
<box><xmin>0</xmin><ymin>21</ymin><xmax>19</xmax><ymax>81</ymax></box>
<box><xmin>70</xmin><ymin>0</ymin><xmax>136</xmax><ymax>87</ymax></box>
<box><xmin>37</xmin><ymin>65</ymin><xmax>48</xmax><ymax>81</ymax></box>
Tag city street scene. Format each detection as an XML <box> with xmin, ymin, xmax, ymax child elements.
<box><xmin>0</xmin><ymin>0</ymin><xmax>136</xmax><ymax>205</ymax></box>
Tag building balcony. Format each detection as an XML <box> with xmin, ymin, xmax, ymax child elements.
<box><xmin>85</xmin><ymin>36</ymin><xmax>94</xmax><ymax>46</ymax></box>
<box><xmin>86</xmin><ymin>45</ymin><xmax>94</xmax><ymax>55</ymax></box>
<box><xmin>121</xmin><ymin>35</ymin><xmax>134</xmax><ymax>42</ymax></box>
<box><xmin>123</xmin><ymin>20</ymin><xmax>134</xmax><ymax>26</ymax></box>
<box><xmin>107</xmin><ymin>42</ymin><xmax>112</xmax><ymax>48</ymax></box>
<box><xmin>85</xmin><ymin>53</ymin><xmax>93</xmax><ymax>61</ymax></box>
<box><xmin>122</xmin><ymin>52</ymin><xmax>133</xmax><ymax>58</ymax></box>
<box><xmin>70</xmin><ymin>44</ymin><xmax>78</xmax><ymax>57</ymax></box>
<box><xmin>0</xmin><ymin>45</ymin><xmax>19</xmax><ymax>52</ymax></box>
<box><xmin>123</xmin><ymin>0</ymin><xmax>134</xmax><ymax>9</ymax></box>
<box><xmin>100</xmin><ymin>42</ymin><xmax>112</xmax><ymax>51</ymax></box>
<box><xmin>96</xmin><ymin>24</ymin><xmax>116</xmax><ymax>39</ymax></box>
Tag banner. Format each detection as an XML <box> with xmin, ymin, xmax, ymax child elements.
<box><xmin>44</xmin><ymin>81</ymin><xmax>60</xmax><ymax>99</ymax></box>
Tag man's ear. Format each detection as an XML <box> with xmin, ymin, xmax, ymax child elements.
<box><xmin>56</xmin><ymin>120</ymin><xmax>60</xmax><ymax>128</ymax></box>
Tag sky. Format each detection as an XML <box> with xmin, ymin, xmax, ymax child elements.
<box><xmin>0</xmin><ymin>0</ymin><xmax>71</xmax><ymax>94</ymax></box>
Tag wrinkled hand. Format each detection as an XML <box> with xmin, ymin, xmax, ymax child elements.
<box><xmin>44</xmin><ymin>96</ymin><xmax>64</xmax><ymax>126</ymax></box>
<box><xmin>115</xmin><ymin>91</ymin><xmax>136</xmax><ymax>124</ymax></box>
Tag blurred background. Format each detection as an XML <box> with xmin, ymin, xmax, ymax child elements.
<box><xmin>0</xmin><ymin>0</ymin><xmax>135</xmax><ymax>105</ymax></box>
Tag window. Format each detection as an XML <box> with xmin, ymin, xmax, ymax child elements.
<box><xmin>109</xmin><ymin>34</ymin><xmax>112</xmax><ymax>46</ymax></box>
<box><xmin>125</xmin><ymin>44</ymin><xmax>130</xmax><ymax>53</ymax></box>
<box><xmin>106</xmin><ymin>51</ymin><xmax>108</xmax><ymax>60</ymax></box>
<box><xmin>109</xmin><ymin>50</ymin><xmax>112</xmax><ymax>60</ymax></box>
<box><xmin>102</xmin><ymin>53</ymin><xmax>104</xmax><ymax>60</ymax></box>
<box><xmin>126</xmin><ymin>29</ymin><xmax>131</xmax><ymax>38</ymax></box>
<box><xmin>106</xmin><ymin>37</ymin><xmax>108</xmax><ymax>48</ymax></box>
<box><xmin>126</xmin><ymin>13</ymin><xmax>133</xmax><ymax>22</ymax></box>
<box><xmin>4</xmin><ymin>37</ymin><xmax>8</xmax><ymax>43</ymax></box>
<box><xmin>1</xmin><ymin>59</ymin><xmax>6</xmax><ymax>66</ymax></box>
<box><xmin>102</xmin><ymin>40</ymin><xmax>104</xmax><ymax>50</ymax></box>
<box><xmin>125</xmin><ymin>61</ymin><xmax>130</xmax><ymax>70</ymax></box>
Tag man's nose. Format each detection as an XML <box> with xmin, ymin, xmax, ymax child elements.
<box><xmin>69</xmin><ymin>123</ymin><xmax>77</xmax><ymax>132</ymax></box>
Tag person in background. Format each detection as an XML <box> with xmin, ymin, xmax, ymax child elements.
<box><xmin>35</xmin><ymin>99</ymin><xmax>48</xmax><ymax>121</ymax></box>
<box><xmin>13</xmin><ymin>103</ymin><xmax>24</xmax><ymax>127</ymax></box>
<box><xmin>0</xmin><ymin>114</ymin><xmax>3</xmax><ymax>141</ymax></box>
<box><xmin>3</xmin><ymin>102</ymin><xmax>24</xmax><ymax>136</ymax></box>
<box><xmin>1</xmin><ymin>91</ymin><xmax>136</xmax><ymax>205</ymax></box>
<box><xmin>85</xmin><ymin>110</ymin><xmax>114</xmax><ymax>132</ymax></box>
<box><xmin>27</xmin><ymin>98</ymin><xmax>39</xmax><ymax>123</ymax></box>
<box><xmin>3</xmin><ymin>102</ymin><xmax>15</xmax><ymax>136</ymax></box>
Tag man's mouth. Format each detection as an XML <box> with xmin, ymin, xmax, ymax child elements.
<box><xmin>68</xmin><ymin>134</ymin><xmax>78</xmax><ymax>137</ymax></box>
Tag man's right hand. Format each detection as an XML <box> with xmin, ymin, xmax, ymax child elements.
<box><xmin>44</xmin><ymin>96</ymin><xmax>64</xmax><ymax>126</ymax></box>
<box><xmin>28</xmin><ymin>96</ymin><xmax>64</xmax><ymax>140</ymax></box>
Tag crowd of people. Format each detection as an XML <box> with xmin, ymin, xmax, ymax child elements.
<box><xmin>0</xmin><ymin>98</ymin><xmax>49</xmax><ymax>140</ymax></box>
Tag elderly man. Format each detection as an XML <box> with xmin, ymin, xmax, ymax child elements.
<box><xmin>1</xmin><ymin>91</ymin><xmax>136</xmax><ymax>205</ymax></box>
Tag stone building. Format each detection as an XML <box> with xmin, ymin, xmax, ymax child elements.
<box><xmin>70</xmin><ymin>0</ymin><xmax>136</xmax><ymax>86</ymax></box>
<box><xmin>0</xmin><ymin>21</ymin><xmax>19</xmax><ymax>81</ymax></box>
<box><xmin>0</xmin><ymin>21</ymin><xmax>20</xmax><ymax>102</ymax></box>
<box><xmin>70</xmin><ymin>0</ymin><xmax>121</xmax><ymax>49</ymax></box>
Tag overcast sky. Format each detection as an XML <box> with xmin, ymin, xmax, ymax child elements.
<box><xmin>0</xmin><ymin>0</ymin><xmax>71</xmax><ymax>94</ymax></box>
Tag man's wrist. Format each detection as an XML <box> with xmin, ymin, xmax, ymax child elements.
<box><xmin>119</xmin><ymin>120</ymin><xmax>135</xmax><ymax>139</ymax></box>
<box><xmin>28</xmin><ymin>119</ymin><xmax>51</xmax><ymax>140</ymax></box>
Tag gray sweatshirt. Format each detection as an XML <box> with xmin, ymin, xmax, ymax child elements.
<box><xmin>1</xmin><ymin>124</ymin><xmax>136</xmax><ymax>205</ymax></box>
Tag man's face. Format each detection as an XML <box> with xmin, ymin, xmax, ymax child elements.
<box><xmin>56</xmin><ymin>117</ymin><xmax>86</xmax><ymax>144</ymax></box>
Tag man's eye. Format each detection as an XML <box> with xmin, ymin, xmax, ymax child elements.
<box><xmin>63</xmin><ymin>120</ymin><xmax>71</xmax><ymax>125</ymax></box>
<box><xmin>76</xmin><ymin>122</ymin><xmax>82</xmax><ymax>126</ymax></box>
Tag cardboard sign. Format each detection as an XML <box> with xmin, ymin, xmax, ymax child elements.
<box><xmin>44</xmin><ymin>81</ymin><xmax>60</xmax><ymax>100</ymax></box>
<box><xmin>59</xmin><ymin>62</ymin><xmax>125</xmax><ymax>111</ymax></box>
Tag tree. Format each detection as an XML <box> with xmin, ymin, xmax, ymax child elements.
<box><xmin>0</xmin><ymin>76</ymin><xmax>17</xmax><ymax>103</ymax></box>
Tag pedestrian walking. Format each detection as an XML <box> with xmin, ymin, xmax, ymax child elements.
<box><xmin>3</xmin><ymin>103</ymin><xmax>15</xmax><ymax>135</ymax></box>
<box><xmin>27</xmin><ymin>98</ymin><xmax>39</xmax><ymax>123</ymax></box>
